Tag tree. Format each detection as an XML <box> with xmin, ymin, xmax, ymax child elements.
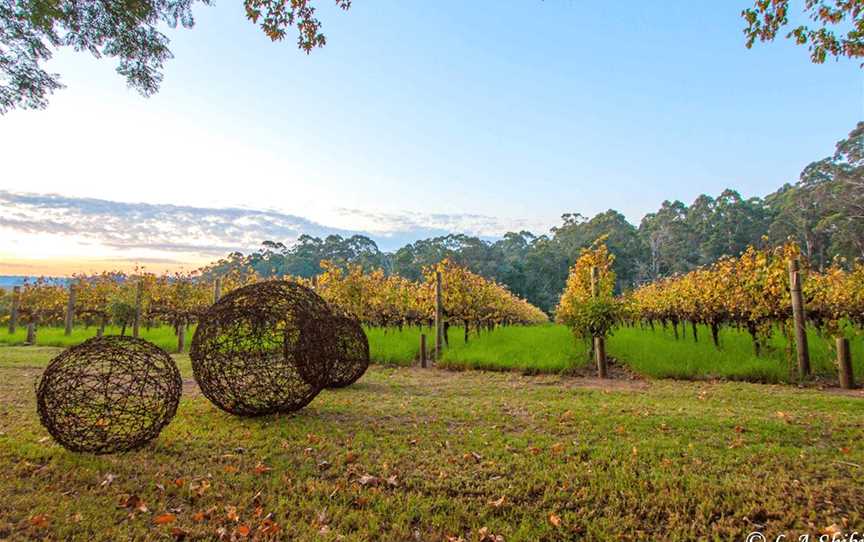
<box><xmin>742</xmin><ymin>0</ymin><xmax>864</xmax><ymax>65</ymax></box>
<box><xmin>1</xmin><ymin>0</ymin><xmax>351</xmax><ymax>113</ymax></box>
<box><xmin>639</xmin><ymin>200</ymin><xmax>697</xmax><ymax>279</ymax></box>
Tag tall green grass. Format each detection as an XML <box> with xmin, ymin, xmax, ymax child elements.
<box><xmin>439</xmin><ymin>324</ymin><xmax>588</xmax><ymax>373</ymax></box>
<box><xmin>3</xmin><ymin>322</ymin><xmax>861</xmax><ymax>384</ymax></box>
<box><xmin>364</xmin><ymin>326</ymin><xmax>423</xmax><ymax>365</ymax></box>
<box><xmin>0</xmin><ymin>325</ymin><xmax>187</xmax><ymax>352</ymax></box>
<box><xmin>607</xmin><ymin>323</ymin><xmax>864</xmax><ymax>383</ymax></box>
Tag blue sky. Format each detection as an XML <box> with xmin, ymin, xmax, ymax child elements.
<box><xmin>0</xmin><ymin>1</ymin><xmax>861</xmax><ymax>274</ymax></box>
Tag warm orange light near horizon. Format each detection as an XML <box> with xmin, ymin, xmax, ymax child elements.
<box><xmin>0</xmin><ymin>257</ymin><xmax>209</xmax><ymax>277</ymax></box>
<box><xmin>0</xmin><ymin>229</ymin><xmax>215</xmax><ymax>277</ymax></box>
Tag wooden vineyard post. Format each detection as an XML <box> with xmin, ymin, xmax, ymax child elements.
<box><xmin>594</xmin><ymin>336</ymin><xmax>607</xmax><ymax>378</ymax></box>
<box><xmin>8</xmin><ymin>286</ymin><xmax>19</xmax><ymax>334</ymax></box>
<box><xmin>26</xmin><ymin>322</ymin><xmax>35</xmax><ymax>345</ymax></box>
<box><xmin>214</xmin><ymin>278</ymin><xmax>222</xmax><ymax>304</ymax></box>
<box><xmin>177</xmin><ymin>323</ymin><xmax>186</xmax><ymax>354</ymax></box>
<box><xmin>64</xmin><ymin>285</ymin><xmax>76</xmax><ymax>336</ymax></box>
<box><xmin>837</xmin><ymin>337</ymin><xmax>855</xmax><ymax>390</ymax></box>
<box><xmin>133</xmin><ymin>280</ymin><xmax>143</xmax><ymax>339</ymax></box>
<box><xmin>420</xmin><ymin>333</ymin><xmax>427</xmax><ymax>368</ymax></box>
<box><xmin>434</xmin><ymin>270</ymin><xmax>443</xmax><ymax>360</ymax></box>
<box><xmin>788</xmin><ymin>259</ymin><xmax>811</xmax><ymax>378</ymax></box>
<box><xmin>590</xmin><ymin>266</ymin><xmax>608</xmax><ymax>378</ymax></box>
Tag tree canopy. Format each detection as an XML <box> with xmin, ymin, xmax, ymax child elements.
<box><xmin>743</xmin><ymin>0</ymin><xmax>864</xmax><ymax>64</ymax></box>
<box><xmin>0</xmin><ymin>0</ymin><xmax>349</xmax><ymax>113</ymax></box>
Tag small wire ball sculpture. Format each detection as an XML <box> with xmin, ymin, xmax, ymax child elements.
<box><xmin>190</xmin><ymin>280</ymin><xmax>336</xmax><ymax>416</ymax></box>
<box><xmin>325</xmin><ymin>315</ymin><xmax>370</xmax><ymax>388</ymax></box>
<box><xmin>36</xmin><ymin>336</ymin><xmax>182</xmax><ymax>454</ymax></box>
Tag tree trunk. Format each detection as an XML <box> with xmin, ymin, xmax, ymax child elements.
<box><xmin>747</xmin><ymin>323</ymin><xmax>761</xmax><ymax>357</ymax></box>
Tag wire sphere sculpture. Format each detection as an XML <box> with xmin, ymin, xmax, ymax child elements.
<box><xmin>190</xmin><ymin>280</ymin><xmax>336</xmax><ymax>416</ymax></box>
<box><xmin>326</xmin><ymin>315</ymin><xmax>370</xmax><ymax>388</ymax></box>
<box><xmin>36</xmin><ymin>336</ymin><xmax>182</xmax><ymax>454</ymax></box>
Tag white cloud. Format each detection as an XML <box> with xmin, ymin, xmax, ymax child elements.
<box><xmin>0</xmin><ymin>191</ymin><xmax>549</xmax><ymax>274</ymax></box>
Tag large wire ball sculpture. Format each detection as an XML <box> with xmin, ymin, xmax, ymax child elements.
<box><xmin>326</xmin><ymin>315</ymin><xmax>370</xmax><ymax>388</ymax></box>
<box><xmin>36</xmin><ymin>336</ymin><xmax>182</xmax><ymax>454</ymax></box>
<box><xmin>190</xmin><ymin>280</ymin><xmax>336</xmax><ymax>416</ymax></box>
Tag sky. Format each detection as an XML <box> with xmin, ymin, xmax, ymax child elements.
<box><xmin>1</xmin><ymin>1</ymin><xmax>862</xmax><ymax>275</ymax></box>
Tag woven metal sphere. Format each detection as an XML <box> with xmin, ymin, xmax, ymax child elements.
<box><xmin>326</xmin><ymin>315</ymin><xmax>370</xmax><ymax>388</ymax></box>
<box><xmin>36</xmin><ymin>336</ymin><xmax>182</xmax><ymax>454</ymax></box>
<box><xmin>190</xmin><ymin>280</ymin><xmax>335</xmax><ymax>416</ymax></box>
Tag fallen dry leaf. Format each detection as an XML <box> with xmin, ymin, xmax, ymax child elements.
<box><xmin>549</xmin><ymin>513</ymin><xmax>562</xmax><ymax>527</ymax></box>
<box><xmin>153</xmin><ymin>513</ymin><xmax>176</xmax><ymax>525</ymax></box>
<box><xmin>29</xmin><ymin>514</ymin><xmax>49</xmax><ymax>528</ymax></box>
<box><xmin>358</xmin><ymin>474</ymin><xmax>379</xmax><ymax>486</ymax></box>
<box><xmin>118</xmin><ymin>494</ymin><xmax>148</xmax><ymax>513</ymax></box>
<box><xmin>258</xmin><ymin>519</ymin><xmax>281</xmax><ymax>535</ymax></box>
<box><xmin>488</xmin><ymin>496</ymin><xmax>506</xmax><ymax>509</ymax></box>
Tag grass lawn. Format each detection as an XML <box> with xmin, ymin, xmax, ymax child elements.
<box><xmin>1</xmin><ymin>346</ymin><xmax>863</xmax><ymax>541</ymax></box>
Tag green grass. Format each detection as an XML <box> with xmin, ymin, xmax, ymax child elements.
<box><xmin>363</xmin><ymin>326</ymin><xmax>423</xmax><ymax>365</ymax></box>
<box><xmin>439</xmin><ymin>324</ymin><xmax>588</xmax><ymax>374</ymax></box>
<box><xmin>1</xmin><ymin>345</ymin><xmax>862</xmax><ymax>541</ymax></box>
<box><xmin>0</xmin><ymin>324</ymin><xmax>187</xmax><ymax>352</ymax></box>
<box><xmin>5</xmin><ymin>323</ymin><xmax>862</xmax><ymax>386</ymax></box>
<box><xmin>608</xmin><ymin>323</ymin><xmax>864</xmax><ymax>384</ymax></box>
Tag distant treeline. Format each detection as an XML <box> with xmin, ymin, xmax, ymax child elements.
<box><xmin>202</xmin><ymin>123</ymin><xmax>863</xmax><ymax>313</ymax></box>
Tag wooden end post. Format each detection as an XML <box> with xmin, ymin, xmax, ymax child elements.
<box><xmin>590</xmin><ymin>266</ymin><xmax>608</xmax><ymax>378</ymax></box>
<box><xmin>214</xmin><ymin>278</ymin><xmax>222</xmax><ymax>303</ymax></box>
<box><xmin>64</xmin><ymin>285</ymin><xmax>76</xmax><ymax>336</ymax></box>
<box><xmin>594</xmin><ymin>336</ymin><xmax>607</xmax><ymax>379</ymax></box>
<box><xmin>837</xmin><ymin>337</ymin><xmax>855</xmax><ymax>390</ymax></box>
<box><xmin>434</xmin><ymin>270</ymin><xmax>443</xmax><ymax>360</ymax></box>
<box><xmin>8</xmin><ymin>285</ymin><xmax>19</xmax><ymax>334</ymax></box>
<box><xmin>788</xmin><ymin>259</ymin><xmax>810</xmax><ymax>378</ymax></box>
<box><xmin>133</xmin><ymin>280</ymin><xmax>143</xmax><ymax>339</ymax></box>
<box><xmin>420</xmin><ymin>333</ymin><xmax>427</xmax><ymax>368</ymax></box>
<box><xmin>177</xmin><ymin>322</ymin><xmax>186</xmax><ymax>354</ymax></box>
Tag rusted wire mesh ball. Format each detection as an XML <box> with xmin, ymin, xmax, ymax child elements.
<box><xmin>36</xmin><ymin>336</ymin><xmax>182</xmax><ymax>454</ymax></box>
<box><xmin>326</xmin><ymin>315</ymin><xmax>370</xmax><ymax>388</ymax></box>
<box><xmin>190</xmin><ymin>280</ymin><xmax>336</xmax><ymax>416</ymax></box>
